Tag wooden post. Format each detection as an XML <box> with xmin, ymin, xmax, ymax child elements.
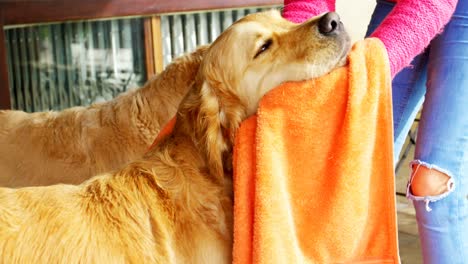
<box><xmin>144</xmin><ymin>15</ymin><xmax>164</xmax><ymax>79</ymax></box>
<box><xmin>143</xmin><ymin>17</ymin><xmax>156</xmax><ymax>79</ymax></box>
<box><xmin>151</xmin><ymin>16</ymin><xmax>164</xmax><ymax>74</ymax></box>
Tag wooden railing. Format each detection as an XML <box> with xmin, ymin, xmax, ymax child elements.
<box><xmin>0</xmin><ymin>0</ymin><xmax>282</xmax><ymax>109</ymax></box>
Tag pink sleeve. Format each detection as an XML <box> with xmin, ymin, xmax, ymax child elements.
<box><xmin>282</xmin><ymin>0</ymin><xmax>336</xmax><ymax>23</ymax></box>
<box><xmin>282</xmin><ymin>0</ymin><xmax>458</xmax><ymax>78</ymax></box>
<box><xmin>370</xmin><ymin>0</ymin><xmax>458</xmax><ymax>76</ymax></box>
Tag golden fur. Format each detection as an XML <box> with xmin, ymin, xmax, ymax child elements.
<box><xmin>0</xmin><ymin>11</ymin><xmax>350</xmax><ymax>263</ymax></box>
<box><xmin>0</xmin><ymin>46</ymin><xmax>206</xmax><ymax>187</ymax></box>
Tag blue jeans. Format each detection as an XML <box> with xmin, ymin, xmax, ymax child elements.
<box><xmin>366</xmin><ymin>1</ymin><xmax>468</xmax><ymax>263</ymax></box>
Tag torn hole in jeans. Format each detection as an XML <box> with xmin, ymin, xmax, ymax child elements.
<box><xmin>406</xmin><ymin>160</ymin><xmax>455</xmax><ymax>212</ymax></box>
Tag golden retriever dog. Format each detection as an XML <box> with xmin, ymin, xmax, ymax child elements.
<box><xmin>0</xmin><ymin>46</ymin><xmax>206</xmax><ymax>188</ymax></box>
<box><xmin>0</xmin><ymin>11</ymin><xmax>350</xmax><ymax>263</ymax></box>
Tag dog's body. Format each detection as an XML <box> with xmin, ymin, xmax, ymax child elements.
<box><xmin>0</xmin><ymin>144</ymin><xmax>232</xmax><ymax>263</ymax></box>
<box><xmin>0</xmin><ymin>47</ymin><xmax>206</xmax><ymax>187</ymax></box>
<box><xmin>0</xmin><ymin>11</ymin><xmax>350</xmax><ymax>263</ymax></box>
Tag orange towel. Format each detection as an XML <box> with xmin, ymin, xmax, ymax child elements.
<box><xmin>232</xmin><ymin>38</ymin><xmax>399</xmax><ymax>263</ymax></box>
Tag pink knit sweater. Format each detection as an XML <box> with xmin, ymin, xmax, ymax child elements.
<box><xmin>283</xmin><ymin>0</ymin><xmax>458</xmax><ymax>76</ymax></box>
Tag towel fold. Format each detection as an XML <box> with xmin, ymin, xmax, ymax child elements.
<box><xmin>232</xmin><ymin>38</ymin><xmax>399</xmax><ymax>263</ymax></box>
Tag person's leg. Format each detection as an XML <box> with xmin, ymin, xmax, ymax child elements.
<box><xmin>406</xmin><ymin>0</ymin><xmax>468</xmax><ymax>262</ymax></box>
<box><xmin>365</xmin><ymin>0</ymin><xmax>429</xmax><ymax>163</ymax></box>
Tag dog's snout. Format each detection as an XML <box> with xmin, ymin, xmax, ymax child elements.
<box><xmin>318</xmin><ymin>12</ymin><xmax>340</xmax><ymax>35</ymax></box>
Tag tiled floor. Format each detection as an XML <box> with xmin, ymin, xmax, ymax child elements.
<box><xmin>395</xmin><ymin>121</ymin><xmax>422</xmax><ymax>263</ymax></box>
<box><xmin>397</xmin><ymin>196</ymin><xmax>422</xmax><ymax>264</ymax></box>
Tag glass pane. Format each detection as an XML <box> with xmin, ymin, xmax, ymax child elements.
<box><xmin>4</xmin><ymin>17</ymin><xmax>147</xmax><ymax>112</ymax></box>
<box><xmin>160</xmin><ymin>7</ymin><xmax>278</xmax><ymax>67</ymax></box>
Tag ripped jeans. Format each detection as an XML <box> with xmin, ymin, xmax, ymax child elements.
<box><xmin>367</xmin><ymin>0</ymin><xmax>468</xmax><ymax>263</ymax></box>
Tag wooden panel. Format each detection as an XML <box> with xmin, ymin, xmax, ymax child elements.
<box><xmin>143</xmin><ymin>18</ymin><xmax>156</xmax><ymax>79</ymax></box>
<box><xmin>0</xmin><ymin>24</ymin><xmax>11</xmax><ymax>109</ymax></box>
<box><xmin>0</xmin><ymin>0</ymin><xmax>282</xmax><ymax>26</ymax></box>
<box><xmin>143</xmin><ymin>16</ymin><xmax>165</xmax><ymax>79</ymax></box>
<box><xmin>151</xmin><ymin>17</ymin><xmax>164</xmax><ymax>74</ymax></box>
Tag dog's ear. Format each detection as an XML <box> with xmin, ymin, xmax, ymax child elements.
<box><xmin>196</xmin><ymin>79</ymin><xmax>247</xmax><ymax>181</ymax></box>
<box><xmin>196</xmin><ymin>81</ymin><xmax>228</xmax><ymax>182</ymax></box>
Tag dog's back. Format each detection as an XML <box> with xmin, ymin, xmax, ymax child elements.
<box><xmin>0</xmin><ymin>141</ymin><xmax>232</xmax><ymax>263</ymax></box>
<box><xmin>0</xmin><ymin>173</ymin><xmax>162</xmax><ymax>263</ymax></box>
<box><xmin>0</xmin><ymin>99</ymin><xmax>147</xmax><ymax>187</ymax></box>
<box><xmin>0</xmin><ymin>46</ymin><xmax>207</xmax><ymax>188</ymax></box>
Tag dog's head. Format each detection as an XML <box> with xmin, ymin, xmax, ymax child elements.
<box><xmin>200</xmin><ymin>10</ymin><xmax>350</xmax><ymax>116</ymax></box>
<box><xmin>179</xmin><ymin>10</ymin><xmax>350</xmax><ymax>180</ymax></box>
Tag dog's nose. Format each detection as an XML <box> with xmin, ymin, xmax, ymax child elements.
<box><xmin>318</xmin><ymin>12</ymin><xmax>340</xmax><ymax>35</ymax></box>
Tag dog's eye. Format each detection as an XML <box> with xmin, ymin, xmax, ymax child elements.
<box><xmin>254</xmin><ymin>39</ymin><xmax>273</xmax><ymax>59</ymax></box>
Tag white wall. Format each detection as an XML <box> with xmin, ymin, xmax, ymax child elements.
<box><xmin>336</xmin><ymin>0</ymin><xmax>376</xmax><ymax>42</ymax></box>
